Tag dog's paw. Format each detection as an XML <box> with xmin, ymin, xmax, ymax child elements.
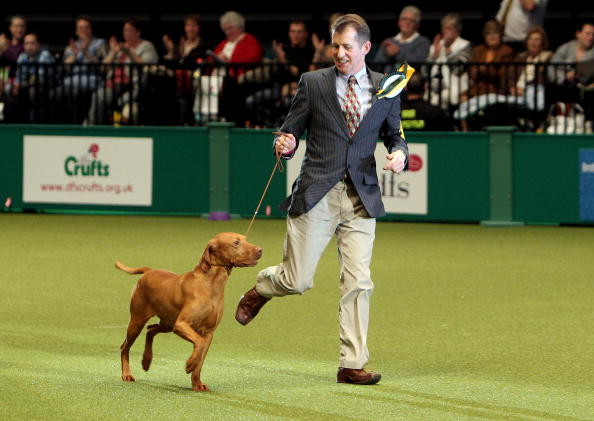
<box><xmin>122</xmin><ymin>373</ymin><xmax>136</xmax><ymax>382</ymax></box>
<box><xmin>192</xmin><ymin>382</ymin><xmax>209</xmax><ymax>392</ymax></box>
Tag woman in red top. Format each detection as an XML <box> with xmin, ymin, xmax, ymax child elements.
<box><xmin>211</xmin><ymin>11</ymin><xmax>262</xmax><ymax>71</ymax></box>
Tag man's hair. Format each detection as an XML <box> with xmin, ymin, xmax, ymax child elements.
<box><xmin>10</xmin><ymin>15</ymin><xmax>26</xmax><ymax>25</ymax></box>
<box><xmin>400</xmin><ymin>5</ymin><xmax>422</xmax><ymax>23</ymax></box>
<box><xmin>331</xmin><ymin>13</ymin><xmax>370</xmax><ymax>43</ymax></box>
<box><xmin>441</xmin><ymin>13</ymin><xmax>462</xmax><ymax>32</ymax></box>
<box><xmin>290</xmin><ymin>20</ymin><xmax>308</xmax><ymax>31</ymax></box>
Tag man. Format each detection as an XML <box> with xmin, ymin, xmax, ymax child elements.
<box><xmin>235</xmin><ymin>14</ymin><xmax>408</xmax><ymax>385</ymax></box>
<box><xmin>245</xmin><ymin>20</ymin><xmax>315</xmax><ymax>127</ymax></box>
<box><xmin>372</xmin><ymin>5</ymin><xmax>430</xmax><ymax>72</ymax></box>
<box><xmin>550</xmin><ymin>22</ymin><xmax>594</xmax><ymax>84</ymax></box>
<box><xmin>495</xmin><ymin>0</ymin><xmax>548</xmax><ymax>52</ymax></box>
<box><xmin>401</xmin><ymin>73</ymin><xmax>453</xmax><ymax>131</ymax></box>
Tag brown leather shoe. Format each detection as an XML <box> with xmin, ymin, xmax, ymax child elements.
<box><xmin>235</xmin><ymin>286</ymin><xmax>270</xmax><ymax>326</ymax></box>
<box><xmin>336</xmin><ymin>367</ymin><xmax>381</xmax><ymax>385</ymax></box>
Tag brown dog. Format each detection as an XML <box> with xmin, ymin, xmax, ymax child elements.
<box><xmin>115</xmin><ymin>232</ymin><xmax>262</xmax><ymax>391</ymax></box>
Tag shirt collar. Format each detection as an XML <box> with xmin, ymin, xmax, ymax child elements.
<box><xmin>337</xmin><ymin>66</ymin><xmax>368</xmax><ymax>85</ymax></box>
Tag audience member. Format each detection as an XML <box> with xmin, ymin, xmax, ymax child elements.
<box><xmin>401</xmin><ymin>72</ymin><xmax>454</xmax><ymax>131</ymax></box>
<box><xmin>509</xmin><ymin>26</ymin><xmax>552</xmax><ymax>96</ymax></box>
<box><xmin>211</xmin><ymin>11</ymin><xmax>262</xmax><ymax>125</ymax></box>
<box><xmin>372</xmin><ymin>5</ymin><xmax>430</xmax><ymax>71</ymax></box>
<box><xmin>162</xmin><ymin>14</ymin><xmax>209</xmax><ymax>67</ymax></box>
<box><xmin>62</xmin><ymin>15</ymin><xmax>107</xmax><ymax>90</ymax></box>
<box><xmin>464</xmin><ymin>20</ymin><xmax>514</xmax><ymax>100</ymax></box>
<box><xmin>309</xmin><ymin>13</ymin><xmax>342</xmax><ymax>70</ymax></box>
<box><xmin>243</xmin><ymin>20</ymin><xmax>315</xmax><ymax>127</ymax></box>
<box><xmin>549</xmin><ymin>22</ymin><xmax>594</xmax><ymax>84</ymax></box>
<box><xmin>0</xmin><ymin>15</ymin><xmax>26</xmax><ymax>65</ymax></box>
<box><xmin>162</xmin><ymin>14</ymin><xmax>210</xmax><ymax>125</ymax></box>
<box><xmin>87</xmin><ymin>19</ymin><xmax>158</xmax><ymax>125</ymax></box>
<box><xmin>425</xmin><ymin>13</ymin><xmax>471</xmax><ymax>109</ymax></box>
<box><xmin>496</xmin><ymin>0</ymin><xmax>548</xmax><ymax>52</ymax></box>
<box><xmin>11</xmin><ymin>33</ymin><xmax>55</xmax><ymax>122</ymax></box>
<box><xmin>211</xmin><ymin>11</ymin><xmax>262</xmax><ymax>71</ymax></box>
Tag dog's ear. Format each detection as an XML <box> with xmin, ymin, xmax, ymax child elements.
<box><xmin>198</xmin><ymin>244</ymin><xmax>215</xmax><ymax>273</ymax></box>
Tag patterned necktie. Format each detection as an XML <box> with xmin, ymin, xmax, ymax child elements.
<box><xmin>344</xmin><ymin>75</ymin><xmax>361</xmax><ymax>137</ymax></box>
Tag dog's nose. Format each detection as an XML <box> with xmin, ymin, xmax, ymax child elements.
<box><xmin>255</xmin><ymin>247</ymin><xmax>263</xmax><ymax>258</ymax></box>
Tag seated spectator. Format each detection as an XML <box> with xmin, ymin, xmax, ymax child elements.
<box><xmin>0</xmin><ymin>15</ymin><xmax>26</xmax><ymax>65</ymax></box>
<box><xmin>210</xmin><ymin>11</ymin><xmax>262</xmax><ymax>73</ymax></box>
<box><xmin>464</xmin><ymin>20</ymin><xmax>514</xmax><ymax>100</ymax></box>
<box><xmin>425</xmin><ymin>13</ymin><xmax>471</xmax><ymax>109</ymax></box>
<box><xmin>243</xmin><ymin>20</ymin><xmax>314</xmax><ymax>127</ymax></box>
<box><xmin>162</xmin><ymin>14</ymin><xmax>210</xmax><ymax>125</ymax></box>
<box><xmin>309</xmin><ymin>13</ymin><xmax>342</xmax><ymax>71</ymax></box>
<box><xmin>495</xmin><ymin>0</ymin><xmax>548</xmax><ymax>53</ymax></box>
<box><xmin>401</xmin><ymin>72</ymin><xmax>454</xmax><ymax>131</ymax></box>
<box><xmin>507</xmin><ymin>26</ymin><xmax>552</xmax><ymax>130</ymax></box>
<box><xmin>549</xmin><ymin>22</ymin><xmax>594</xmax><ymax>85</ymax></box>
<box><xmin>162</xmin><ymin>14</ymin><xmax>209</xmax><ymax>67</ymax></box>
<box><xmin>60</xmin><ymin>15</ymin><xmax>107</xmax><ymax>123</ymax></box>
<box><xmin>548</xmin><ymin>22</ymin><xmax>594</xmax><ymax>125</ymax></box>
<box><xmin>372</xmin><ymin>5</ymin><xmax>430</xmax><ymax>72</ymax></box>
<box><xmin>209</xmin><ymin>11</ymin><xmax>262</xmax><ymax>125</ymax></box>
<box><xmin>10</xmin><ymin>32</ymin><xmax>55</xmax><ymax>122</ymax></box>
<box><xmin>458</xmin><ymin>20</ymin><xmax>514</xmax><ymax>130</ymax></box>
<box><xmin>87</xmin><ymin>19</ymin><xmax>158</xmax><ymax>125</ymax></box>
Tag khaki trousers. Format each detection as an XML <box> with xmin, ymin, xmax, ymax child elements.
<box><xmin>256</xmin><ymin>180</ymin><xmax>376</xmax><ymax>369</ymax></box>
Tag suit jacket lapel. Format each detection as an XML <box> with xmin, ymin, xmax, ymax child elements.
<box><xmin>318</xmin><ymin>67</ymin><xmax>349</xmax><ymax>136</ymax></box>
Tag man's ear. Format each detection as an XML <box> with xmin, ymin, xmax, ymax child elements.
<box><xmin>362</xmin><ymin>40</ymin><xmax>372</xmax><ymax>55</ymax></box>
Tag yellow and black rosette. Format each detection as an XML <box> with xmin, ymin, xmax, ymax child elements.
<box><xmin>376</xmin><ymin>63</ymin><xmax>415</xmax><ymax>99</ymax></box>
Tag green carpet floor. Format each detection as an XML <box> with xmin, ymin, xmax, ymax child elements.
<box><xmin>1</xmin><ymin>214</ymin><xmax>593</xmax><ymax>420</ymax></box>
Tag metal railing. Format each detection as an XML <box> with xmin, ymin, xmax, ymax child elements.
<box><xmin>1</xmin><ymin>61</ymin><xmax>592</xmax><ymax>133</ymax></box>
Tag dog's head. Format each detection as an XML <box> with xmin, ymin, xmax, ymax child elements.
<box><xmin>198</xmin><ymin>232</ymin><xmax>262</xmax><ymax>273</ymax></box>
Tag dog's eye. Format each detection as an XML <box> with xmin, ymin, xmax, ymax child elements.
<box><xmin>233</xmin><ymin>240</ymin><xmax>240</xmax><ymax>246</ymax></box>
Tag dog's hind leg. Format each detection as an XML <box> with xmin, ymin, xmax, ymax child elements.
<box><xmin>142</xmin><ymin>322</ymin><xmax>172</xmax><ymax>371</ymax></box>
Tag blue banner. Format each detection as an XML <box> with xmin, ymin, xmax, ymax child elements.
<box><xmin>579</xmin><ymin>149</ymin><xmax>594</xmax><ymax>221</ymax></box>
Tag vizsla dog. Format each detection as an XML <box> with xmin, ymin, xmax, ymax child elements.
<box><xmin>115</xmin><ymin>232</ymin><xmax>262</xmax><ymax>391</ymax></box>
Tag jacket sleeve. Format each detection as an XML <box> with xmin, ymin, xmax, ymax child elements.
<box><xmin>276</xmin><ymin>73</ymin><xmax>311</xmax><ymax>158</ymax></box>
<box><xmin>380</xmin><ymin>96</ymin><xmax>409</xmax><ymax>165</ymax></box>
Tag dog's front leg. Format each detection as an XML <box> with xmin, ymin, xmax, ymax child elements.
<box><xmin>172</xmin><ymin>320</ymin><xmax>208</xmax><ymax>382</ymax></box>
<box><xmin>190</xmin><ymin>333</ymin><xmax>214</xmax><ymax>391</ymax></box>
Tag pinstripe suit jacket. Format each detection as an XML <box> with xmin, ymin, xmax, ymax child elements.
<box><xmin>280</xmin><ymin>65</ymin><xmax>409</xmax><ymax>218</ymax></box>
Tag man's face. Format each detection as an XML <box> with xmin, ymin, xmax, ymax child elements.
<box><xmin>576</xmin><ymin>24</ymin><xmax>594</xmax><ymax>50</ymax></box>
<box><xmin>288</xmin><ymin>23</ymin><xmax>308</xmax><ymax>47</ymax></box>
<box><xmin>398</xmin><ymin>11</ymin><xmax>418</xmax><ymax>37</ymax></box>
<box><xmin>332</xmin><ymin>25</ymin><xmax>370</xmax><ymax>75</ymax></box>
<box><xmin>10</xmin><ymin>18</ymin><xmax>26</xmax><ymax>40</ymax></box>
<box><xmin>76</xmin><ymin>19</ymin><xmax>92</xmax><ymax>40</ymax></box>
<box><xmin>24</xmin><ymin>34</ymin><xmax>40</xmax><ymax>56</ymax></box>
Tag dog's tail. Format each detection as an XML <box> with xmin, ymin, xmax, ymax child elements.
<box><xmin>115</xmin><ymin>261</ymin><xmax>151</xmax><ymax>275</ymax></box>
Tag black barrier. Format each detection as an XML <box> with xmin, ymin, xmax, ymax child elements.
<box><xmin>1</xmin><ymin>61</ymin><xmax>592</xmax><ymax>133</ymax></box>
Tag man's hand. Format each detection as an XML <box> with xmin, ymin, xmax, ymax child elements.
<box><xmin>383</xmin><ymin>150</ymin><xmax>406</xmax><ymax>174</ymax></box>
<box><xmin>382</xmin><ymin>40</ymin><xmax>400</xmax><ymax>57</ymax></box>
<box><xmin>274</xmin><ymin>132</ymin><xmax>296</xmax><ymax>156</ymax></box>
